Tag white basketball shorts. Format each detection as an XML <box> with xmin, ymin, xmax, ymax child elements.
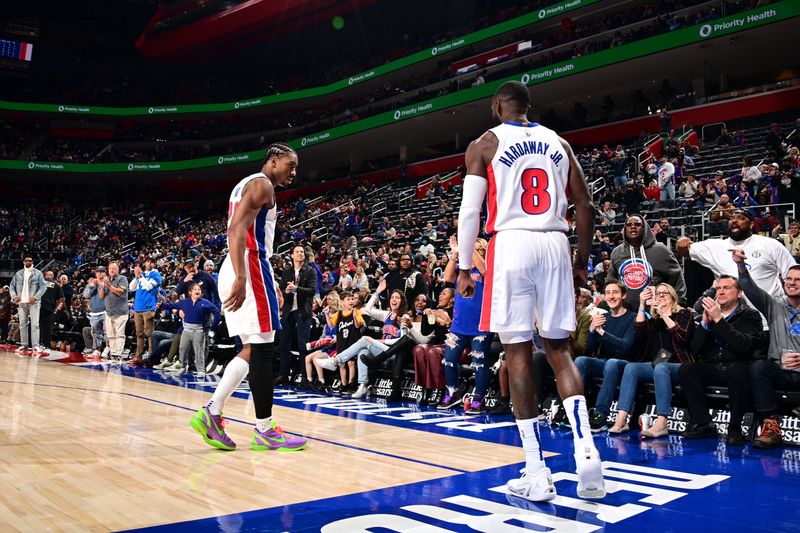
<box><xmin>479</xmin><ymin>229</ymin><xmax>576</xmax><ymax>340</ymax></box>
<box><xmin>218</xmin><ymin>251</ymin><xmax>281</xmax><ymax>343</ymax></box>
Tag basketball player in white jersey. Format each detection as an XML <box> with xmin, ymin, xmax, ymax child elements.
<box><xmin>457</xmin><ymin>81</ymin><xmax>604</xmax><ymax>501</ymax></box>
<box><xmin>190</xmin><ymin>143</ymin><xmax>307</xmax><ymax>452</ymax></box>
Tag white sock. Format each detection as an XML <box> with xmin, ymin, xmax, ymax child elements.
<box><xmin>206</xmin><ymin>357</ymin><xmax>249</xmax><ymax>415</ymax></box>
<box><xmin>256</xmin><ymin>416</ymin><xmax>274</xmax><ymax>433</ymax></box>
<box><xmin>564</xmin><ymin>395</ymin><xmax>593</xmax><ymax>447</ymax></box>
<box><xmin>447</xmin><ymin>385</ymin><xmax>457</xmax><ymax>395</ymax></box>
<box><xmin>517</xmin><ymin>417</ymin><xmax>546</xmax><ymax>474</ymax></box>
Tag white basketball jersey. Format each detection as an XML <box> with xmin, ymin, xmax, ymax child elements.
<box><xmin>227</xmin><ymin>172</ymin><xmax>277</xmax><ymax>257</ymax></box>
<box><xmin>485</xmin><ymin>122</ymin><xmax>569</xmax><ymax>234</ymax></box>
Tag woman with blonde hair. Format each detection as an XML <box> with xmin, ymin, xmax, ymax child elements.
<box><xmin>608</xmin><ymin>283</ymin><xmax>694</xmax><ymax>437</ymax></box>
<box><xmin>352</xmin><ymin>265</ymin><xmax>369</xmax><ymax>290</ymax></box>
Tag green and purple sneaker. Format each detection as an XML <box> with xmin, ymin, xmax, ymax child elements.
<box><xmin>251</xmin><ymin>421</ymin><xmax>308</xmax><ymax>451</ymax></box>
<box><xmin>189</xmin><ymin>406</ymin><xmax>236</xmax><ymax>451</ymax></box>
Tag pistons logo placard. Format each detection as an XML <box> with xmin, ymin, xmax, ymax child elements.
<box><xmin>619</xmin><ymin>258</ymin><xmax>652</xmax><ymax>290</ymax></box>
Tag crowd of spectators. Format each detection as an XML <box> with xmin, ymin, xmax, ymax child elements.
<box><xmin>4</xmin><ymin>111</ymin><xmax>800</xmax><ymax>453</ymax></box>
<box><xmin>0</xmin><ymin>0</ymin><xmax>751</xmax><ymax>165</ymax></box>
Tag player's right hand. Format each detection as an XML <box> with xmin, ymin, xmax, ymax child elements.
<box><xmin>456</xmin><ymin>269</ymin><xmax>475</xmax><ymax>298</ymax></box>
<box><xmin>224</xmin><ymin>277</ymin><xmax>246</xmax><ymax>312</ymax></box>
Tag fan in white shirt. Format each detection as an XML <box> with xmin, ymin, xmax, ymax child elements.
<box><xmin>677</xmin><ymin>208</ymin><xmax>796</xmax><ymax>302</ymax></box>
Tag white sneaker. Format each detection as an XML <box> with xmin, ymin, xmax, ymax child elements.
<box><xmin>195</xmin><ymin>371</ymin><xmax>206</xmax><ymax>378</ymax></box>
<box><xmin>318</xmin><ymin>357</ymin><xmax>339</xmax><ymax>371</ymax></box>
<box><xmin>153</xmin><ymin>359</ymin><xmax>169</xmax><ymax>370</ymax></box>
<box><xmin>506</xmin><ymin>467</ymin><xmax>557</xmax><ymax>502</ymax></box>
<box><xmin>101</xmin><ymin>347</ymin><xmax>111</xmax><ymax>358</ymax></box>
<box><xmin>166</xmin><ymin>361</ymin><xmax>183</xmax><ymax>371</ymax></box>
<box><xmin>575</xmin><ymin>445</ymin><xmax>606</xmax><ymax>499</ymax></box>
<box><xmin>82</xmin><ymin>347</ymin><xmax>92</xmax><ymax>355</ymax></box>
<box><xmin>91</xmin><ymin>349</ymin><xmax>102</xmax><ymax>358</ymax></box>
<box><xmin>351</xmin><ymin>384</ymin><xmax>370</xmax><ymax>399</ymax></box>
<box><xmin>176</xmin><ymin>366</ymin><xmax>187</xmax><ymax>376</ymax></box>
<box><xmin>15</xmin><ymin>346</ymin><xmax>27</xmax><ymax>354</ymax></box>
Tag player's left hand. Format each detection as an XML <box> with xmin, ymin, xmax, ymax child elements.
<box><xmin>456</xmin><ymin>269</ymin><xmax>475</xmax><ymax>298</ymax></box>
<box><xmin>573</xmin><ymin>266</ymin><xmax>588</xmax><ymax>286</ymax></box>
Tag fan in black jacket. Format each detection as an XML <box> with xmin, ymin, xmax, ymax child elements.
<box><xmin>680</xmin><ymin>275</ymin><xmax>765</xmax><ymax>444</ymax></box>
<box><xmin>275</xmin><ymin>245</ymin><xmax>318</xmax><ymax>385</ymax></box>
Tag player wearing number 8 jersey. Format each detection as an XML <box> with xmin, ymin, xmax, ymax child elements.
<box><xmin>457</xmin><ymin>81</ymin><xmax>604</xmax><ymax>502</ymax></box>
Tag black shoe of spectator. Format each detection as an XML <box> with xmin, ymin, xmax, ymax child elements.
<box><xmin>360</xmin><ymin>353</ymin><xmax>385</xmax><ymax>369</ymax></box>
<box><xmin>589</xmin><ymin>409</ymin><xmax>609</xmax><ymax>433</ymax></box>
<box><xmin>341</xmin><ymin>382</ymin><xmax>358</xmax><ymax>395</ymax></box>
<box><xmin>487</xmin><ymin>397</ymin><xmax>512</xmax><ymax>415</ymax></box>
<box><xmin>297</xmin><ymin>378</ymin><xmax>313</xmax><ymax>390</ymax></box>
<box><xmin>552</xmin><ymin>406</ymin><xmax>570</xmax><ymax>428</ymax></box>
<box><xmin>311</xmin><ymin>380</ymin><xmax>326</xmax><ymax>392</ymax></box>
<box><xmin>683</xmin><ymin>423</ymin><xmax>718</xmax><ymax>439</ymax></box>
<box><xmin>330</xmin><ymin>382</ymin><xmax>343</xmax><ymax>395</ymax></box>
<box><xmin>273</xmin><ymin>375</ymin><xmax>290</xmax><ymax>387</ymax></box>
<box><xmin>726</xmin><ymin>427</ymin><xmax>746</xmax><ymax>446</ymax></box>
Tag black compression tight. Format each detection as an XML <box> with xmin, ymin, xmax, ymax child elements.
<box><xmin>249</xmin><ymin>342</ymin><xmax>275</xmax><ymax>420</ymax></box>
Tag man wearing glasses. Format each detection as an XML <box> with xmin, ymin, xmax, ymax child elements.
<box><xmin>680</xmin><ymin>275</ymin><xmax>763</xmax><ymax>445</ymax></box>
<box><xmin>610</xmin><ymin>214</ymin><xmax>686</xmax><ymax>309</ymax></box>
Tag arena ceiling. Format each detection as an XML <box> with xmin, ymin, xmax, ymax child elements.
<box><xmin>135</xmin><ymin>0</ymin><xmax>379</xmax><ymax>61</ymax></box>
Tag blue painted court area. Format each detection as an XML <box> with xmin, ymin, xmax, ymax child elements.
<box><xmin>125</xmin><ymin>436</ymin><xmax>799</xmax><ymax>532</ymax></box>
<box><xmin>81</xmin><ymin>364</ymin><xmax>800</xmax><ymax>532</ymax></box>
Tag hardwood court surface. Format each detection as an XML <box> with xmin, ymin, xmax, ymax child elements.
<box><xmin>0</xmin><ymin>352</ymin><xmax>541</xmax><ymax>532</ymax></box>
<box><xmin>2</xmin><ymin>351</ymin><xmax>799</xmax><ymax>532</ymax></box>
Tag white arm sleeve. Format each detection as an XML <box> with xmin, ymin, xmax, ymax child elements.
<box><xmin>457</xmin><ymin>174</ymin><xmax>488</xmax><ymax>270</ymax></box>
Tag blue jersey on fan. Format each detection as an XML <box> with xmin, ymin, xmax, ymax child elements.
<box><xmin>452</xmin><ymin>267</ymin><xmax>490</xmax><ymax>336</ymax></box>
<box><xmin>382</xmin><ymin>313</ymin><xmax>402</xmax><ymax>340</ymax></box>
<box><xmin>321</xmin><ymin>323</ymin><xmax>337</xmax><ymax>354</ymax></box>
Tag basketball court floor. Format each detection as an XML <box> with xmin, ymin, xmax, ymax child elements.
<box><xmin>1</xmin><ymin>349</ymin><xmax>798</xmax><ymax>532</ymax></box>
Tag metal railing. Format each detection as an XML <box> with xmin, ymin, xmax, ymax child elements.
<box><xmin>415</xmin><ymin>169</ymin><xmax>460</xmax><ymax>193</ymax></box>
<box><xmin>276</xmin><ymin>241</ymin><xmax>294</xmax><ymax>256</ymax></box>
<box><xmin>369</xmin><ymin>183</ymin><xmax>393</xmax><ymax>198</ymax></box>
<box><xmin>397</xmin><ymin>189</ymin><xmax>414</xmax><ymax>208</ymax></box>
<box><xmin>120</xmin><ymin>241</ymin><xmax>137</xmax><ymax>254</ymax></box>
<box><xmin>289</xmin><ymin>204</ymin><xmax>340</xmax><ymax>230</ymax></box>
<box><xmin>589</xmin><ymin>177</ymin><xmax>605</xmax><ymax>200</ymax></box>
<box><xmin>67</xmin><ymin>215</ymin><xmax>81</xmax><ymax>233</ymax></box>
<box><xmin>372</xmin><ymin>200</ymin><xmax>387</xmax><ymax>218</ymax></box>
<box><xmin>312</xmin><ymin>226</ymin><xmax>328</xmax><ymax>241</ymax></box>
<box><xmin>636</xmin><ymin>134</ymin><xmax>663</xmax><ymax>169</ymax></box>
<box><xmin>701</xmin><ymin>122</ymin><xmax>727</xmax><ymax>142</ymax></box>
